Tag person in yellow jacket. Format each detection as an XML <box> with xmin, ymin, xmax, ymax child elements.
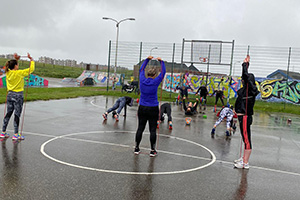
<box><xmin>1</xmin><ymin>53</ymin><xmax>35</xmax><ymax>140</ymax></box>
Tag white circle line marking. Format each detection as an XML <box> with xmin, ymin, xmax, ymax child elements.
<box><xmin>90</xmin><ymin>99</ymin><xmax>105</xmax><ymax>108</ymax></box>
<box><xmin>17</xmin><ymin>130</ymin><xmax>300</xmax><ymax>177</ymax></box>
<box><xmin>40</xmin><ymin>130</ymin><xmax>216</xmax><ymax>175</ymax></box>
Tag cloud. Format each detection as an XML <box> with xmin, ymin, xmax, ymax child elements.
<box><xmin>1</xmin><ymin>0</ymin><xmax>300</xmax><ymax>67</ymax></box>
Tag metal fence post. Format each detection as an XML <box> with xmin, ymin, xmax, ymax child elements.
<box><xmin>205</xmin><ymin>45</ymin><xmax>211</xmax><ymax>86</ymax></box>
<box><xmin>227</xmin><ymin>40</ymin><xmax>235</xmax><ymax>105</ymax></box>
<box><xmin>285</xmin><ymin>47</ymin><xmax>292</xmax><ymax>109</ymax></box>
<box><xmin>247</xmin><ymin>45</ymin><xmax>250</xmax><ymax>55</ymax></box>
<box><xmin>106</xmin><ymin>40</ymin><xmax>111</xmax><ymax>92</ymax></box>
<box><xmin>180</xmin><ymin>38</ymin><xmax>185</xmax><ymax>86</ymax></box>
<box><xmin>170</xmin><ymin>43</ymin><xmax>175</xmax><ymax>98</ymax></box>
<box><xmin>138</xmin><ymin>42</ymin><xmax>143</xmax><ymax>84</ymax></box>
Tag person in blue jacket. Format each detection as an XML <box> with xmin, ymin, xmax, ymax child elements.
<box><xmin>134</xmin><ymin>56</ymin><xmax>166</xmax><ymax>157</ymax></box>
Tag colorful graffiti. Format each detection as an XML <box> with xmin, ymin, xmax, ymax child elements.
<box><xmin>257</xmin><ymin>78</ymin><xmax>300</xmax><ymax>104</ymax></box>
<box><xmin>163</xmin><ymin>73</ymin><xmax>300</xmax><ymax>104</ymax></box>
<box><xmin>0</xmin><ymin>74</ymin><xmax>48</xmax><ymax>88</ymax></box>
<box><xmin>163</xmin><ymin>73</ymin><xmax>238</xmax><ymax>98</ymax></box>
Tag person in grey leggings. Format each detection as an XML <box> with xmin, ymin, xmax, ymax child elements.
<box><xmin>2</xmin><ymin>91</ymin><xmax>24</xmax><ymax>137</ymax></box>
<box><xmin>102</xmin><ymin>96</ymin><xmax>133</xmax><ymax>121</ymax></box>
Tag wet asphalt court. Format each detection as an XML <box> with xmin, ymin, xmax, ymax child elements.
<box><xmin>0</xmin><ymin>95</ymin><xmax>300</xmax><ymax>200</ymax></box>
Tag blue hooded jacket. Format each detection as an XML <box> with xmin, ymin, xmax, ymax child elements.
<box><xmin>139</xmin><ymin>58</ymin><xmax>166</xmax><ymax>107</ymax></box>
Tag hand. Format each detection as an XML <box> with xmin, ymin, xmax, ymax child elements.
<box><xmin>183</xmin><ymin>97</ymin><xmax>186</xmax><ymax>100</ymax></box>
<box><xmin>147</xmin><ymin>56</ymin><xmax>153</xmax><ymax>60</ymax></box>
<box><xmin>14</xmin><ymin>53</ymin><xmax>20</xmax><ymax>60</ymax></box>
<box><xmin>195</xmin><ymin>93</ymin><xmax>198</xmax><ymax>96</ymax></box>
<box><xmin>196</xmin><ymin>98</ymin><xmax>199</xmax><ymax>101</ymax></box>
<box><xmin>156</xmin><ymin>57</ymin><xmax>162</xmax><ymax>61</ymax></box>
<box><xmin>244</xmin><ymin>55</ymin><xmax>250</xmax><ymax>63</ymax></box>
<box><xmin>27</xmin><ymin>53</ymin><xmax>33</xmax><ymax>61</ymax></box>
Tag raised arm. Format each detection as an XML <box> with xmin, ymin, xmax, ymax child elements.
<box><xmin>153</xmin><ymin>57</ymin><xmax>166</xmax><ymax>84</ymax></box>
<box><xmin>193</xmin><ymin>98</ymin><xmax>199</xmax><ymax>108</ymax></box>
<box><xmin>242</xmin><ymin>55</ymin><xmax>250</xmax><ymax>83</ymax></box>
<box><xmin>18</xmin><ymin>53</ymin><xmax>35</xmax><ymax>77</ymax></box>
<box><xmin>158</xmin><ymin>58</ymin><xmax>166</xmax><ymax>78</ymax></box>
<box><xmin>182</xmin><ymin>97</ymin><xmax>187</xmax><ymax>111</ymax></box>
<box><xmin>195</xmin><ymin>87</ymin><xmax>200</xmax><ymax>95</ymax></box>
<box><xmin>139</xmin><ymin>56</ymin><xmax>153</xmax><ymax>80</ymax></box>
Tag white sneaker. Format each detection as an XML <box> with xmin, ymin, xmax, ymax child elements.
<box><xmin>234</xmin><ymin>157</ymin><xmax>243</xmax><ymax>163</ymax></box>
<box><xmin>234</xmin><ymin>161</ymin><xmax>249</xmax><ymax>169</ymax></box>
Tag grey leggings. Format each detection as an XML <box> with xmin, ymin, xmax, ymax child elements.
<box><xmin>2</xmin><ymin>91</ymin><xmax>24</xmax><ymax>134</ymax></box>
<box><xmin>107</xmin><ymin>97</ymin><xmax>126</xmax><ymax>114</ymax></box>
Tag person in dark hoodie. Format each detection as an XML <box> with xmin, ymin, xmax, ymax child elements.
<box><xmin>195</xmin><ymin>77</ymin><xmax>208</xmax><ymax>111</ymax></box>
<box><xmin>212</xmin><ymin>77</ymin><xmax>225</xmax><ymax>112</ymax></box>
<box><xmin>234</xmin><ymin>55</ymin><xmax>259</xmax><ymax>169</ymax></box>
<box><xmin>102</xmin><ymin>96</ymin><xmax>134</xmax><ymax>121</ymax></box>
<box><xmin>134</xmin><ymin>56</ymin><xmax>166</xmax><ymax>157</ymax></box>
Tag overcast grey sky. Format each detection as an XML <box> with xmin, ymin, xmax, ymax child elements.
<box><xmin>1</xmin><ymin>0</ymin><xmax>300</xmax><ymax>65</ymax></box>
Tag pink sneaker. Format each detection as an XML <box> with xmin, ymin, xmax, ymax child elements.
<box><xmin>0</xmin><ymin>132</ymin><xmax>10</xmax><ymax>138</ymax></box>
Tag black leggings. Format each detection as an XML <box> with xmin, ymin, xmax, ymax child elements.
<box><xmin>238</xmin><ymin>115</ymin><xmax>253</xmax><ymax>150</ymax></box>
<box><xmin>135</xmin><ymin>105</ymin><xmax>159</xmax><ymax>150</ymax></box>
<box><xmin>160</xmin><ymin>103</ymin><xmax>172</xmax><ymax>122</ymax></box>
<box><xmin>215</xmin><ymin>91</ymin><xmax>224</xmax><ymax>105</ymax></box>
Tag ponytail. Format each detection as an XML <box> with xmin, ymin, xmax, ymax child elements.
<box><xmin>5</xmin><ymin>59</ymin><xmax>18</xmax><ymax>73</ymax></box>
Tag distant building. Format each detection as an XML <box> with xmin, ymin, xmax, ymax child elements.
<box><xmin>64</xmin><ymin>59</ymin><xmax>77</xmax><ymax>67</ymax></box>
<box><xmin>39</xmin><ymin>56</ymin><xmax>53</xmax><ymax>64</ymax></box>
<box><xmin>6</xmin><ymin>54</ymin><xmax>14</xmax><ymax>59</ymax></box>
<box><xmin>53</xmin><ymin>59</ymin><xmax>64</xmax><ymax>66</ymax></box>
<box><xmin>267</xmin><ymin>69</ymin><xmax>300</xmax><ymax>80</ymax></box>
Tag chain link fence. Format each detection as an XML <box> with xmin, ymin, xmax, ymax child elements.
<box><xmin>108</xmin><ymin>40</ymin><xmax>300</xmax><ymax>78</ymax></box>
<box><xmin>107</xmin><ymin>40</ymin><xmax>300</xmax><ymax>104</ymax></box>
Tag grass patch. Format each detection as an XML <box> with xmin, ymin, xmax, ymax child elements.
<box><xmin>0</xmin><ymin>58</ymin><xmax>134</xmax><ymax>79</ymax></box>
<box><xmin>1</xmin><ymin>58</ymin><xmax>85</xmax><ymax>78</ymax></box>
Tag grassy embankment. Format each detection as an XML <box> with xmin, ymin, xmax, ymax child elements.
<box><xmin>0</xmin><ymin>58</ymin><xmax>299</xmax><ymax>115</ymax></box>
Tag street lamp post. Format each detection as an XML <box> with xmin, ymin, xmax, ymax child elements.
<box><xmin>150</xmin><ymin>47</ymin><xmax>158</xmax><ymax>56</ymax></box>
<box><xmin>102</xmin><ymin>17</ymin><xmax>135</xmax><ymax>89</ymax></box>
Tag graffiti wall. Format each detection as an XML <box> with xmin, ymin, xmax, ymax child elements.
<box><xmin>257</xmin><ymin>78</ymin><xmax>300</xmax><ymax>104</ymax></box>
<box><xmin>163</xmin><ymin>73</ymin><xmax>300</xmax><ymax>104</ymax></box>
<box><xmin>0</xmin><ymin>74</ymin><xmax>48</xmax><ymax>88</ymax></box>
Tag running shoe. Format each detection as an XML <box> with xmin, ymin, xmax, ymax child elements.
<box><xmin>19</xmin><ymin>134</ymin><xmax>25</xmax><ymax>140</ymax></box>
<box><xmin>0</xmin><ymin>132</ymin><xmax>10</xmax><ymax>138</ymax></box>
<box><xmin>211</xmin><ymin>128</ymin><xmax>215</xmax><ymax>135</ymax></box>
<box><xmin>114</xmin><ymin>114</ymin><xmax>119</xmax><ymax>121</ymax></box>
<box><xmin>12</xmin><ymin>134</ymin><xmax>25</xmax><ymax>141</ymax></box>
<box><xmin>234</xmin><ymin>161</ymin><xmax>249</xmax><ymax>169</ymax></box>
<box><xmin>169</xmin><ymin>122</ymin><xmax>173</xmax><ymax>130</ymax></box>
<box><xmin>226</xmin><ymin>131</ymin><xmax>230</xmax><ymax>136</ymax></box>
<box><xmin>102</xmin><ymin>113</ymin><xmax>107</xmax><ymax>120</ymax></box>
<box><xmin>234</xmin><ymin>157</ymin><xmax>243</xmax><ymax>163</ymax></box>
<box><xmin>150</xmin><ymin>150</ymin><xmax>157</xmax><ymax>157</ymax></box>
<box><xmin>134</xmin><ymin>147</ymin><xmax>140</xmax><ymax>155</ymax></box>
